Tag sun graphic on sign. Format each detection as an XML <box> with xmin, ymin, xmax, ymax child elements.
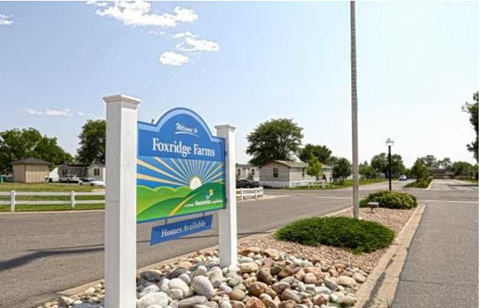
<box><xmin>189</xmin><ymin>176</ymin><xmax>203</xmax><ymax>189</ymax></box>
<box><xmin>136</xmin><ymin>157</ymin><xmax>224</xmax><ymax>189</ymax></box>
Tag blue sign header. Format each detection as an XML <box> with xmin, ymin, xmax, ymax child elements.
<box><xmin>138</xmin><ymin>108</ymin><xmax>225</xmax><ymax>162</ymax></box>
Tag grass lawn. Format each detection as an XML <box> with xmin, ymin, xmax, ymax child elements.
<box><xmin>0</xmin><ymin>203</ymin><xmax>105</xmax><ymax>212</ymax></box>
<box><xmin>0</xmin><ymin>182</ymin><xmax>105</xmax><ymax>212</ymax></box>
<box><xmin>460</xmin><ymin>179</ymin><xmax>479</xmax><ymax>185</ymax></box>
<box><xmin>292</xmin><ymin>178</ymin><xmax>388</xmax><ymax>190</ymax></box>
<box><xmin>0</xmin><ymin>182</ymin><xmax>100</xmax><ymax>192</ymax></box>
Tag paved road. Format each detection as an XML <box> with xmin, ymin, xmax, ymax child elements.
<box><xmin>0</xmin><ymin>179</ymin><xmax>474</xmax><ymax>308</ymax></box>
<box><xmin>0</xmin><ymin>194</ymin><xmax>351</xmax><ymax>308</ymax></box>
<box><xmin>393</xmin><ymin>180</ymin><xmax>478</xmax><ymax>308</ymax></box>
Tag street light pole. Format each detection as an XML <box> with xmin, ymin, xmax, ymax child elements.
<box><xmin>350</xmin><ymin>1</ymin><xmax>359</xmax><ymax>219</ymax></box>
<box><xmin>388</xmin><ymin>145</ymin><xmax>392</xmax><ymax>191</ymax></box>
<box><xmin>386</xmin><ymin>138</ymin><xmax>394</xmax><ymax>191</ymax></box>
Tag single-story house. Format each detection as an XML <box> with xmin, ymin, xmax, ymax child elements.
<box><xmin>57</xmin><ymin>164</ymin><xmax>89</xmax><ymax>178</ymax></box>
<box><xmin>428</xmin><ymin>167</ymin><xmax>455</xmax><ymax>179</ymax></box>
<box><xmin>57</xmin><ymin>163</ymin><xmax>106</xmax><ymax>181</ymax></box>
<box><xmin>88</xmin><ymin>164</ymin><xmax>106</xmax><ymax>182</ymax></box>
<box><xmin>236</xmin><ymin>163</ymin><xmax>259</xmax><ymax>181</ymax></box>
<box><xmin>11</xmin><ymin>157</ymin><xmax>50</xmax><ymax>183</ymax></box>
<box><xmin>259</xmin><ymin>160</ymin><xmax>332</xmax><ymax>188</ymax></box>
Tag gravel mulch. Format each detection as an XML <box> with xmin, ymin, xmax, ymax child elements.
<box><xmin>239</xmin><ymin>208</ymin><xmax>414</xmax><ymax>273</ymax></box>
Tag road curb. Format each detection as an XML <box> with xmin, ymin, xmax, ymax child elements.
<box><xmin>58</xmin><ymin>206</ymin><xmax>352</xmax><ymax>297</ymax></box>
<box><xmin>354</xmin><ymin>204</ymin><xmax>426</xmax><ymax>308</ymax></box>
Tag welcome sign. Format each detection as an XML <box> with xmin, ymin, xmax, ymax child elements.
<box><xmin>136</xmin><ymin>108</ymin><xmax>226</xmax><ymax>224</ymax></box>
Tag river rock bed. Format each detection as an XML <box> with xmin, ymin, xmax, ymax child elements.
<box><xmin>39</xmin><ymin>208</ymin><xmax>413</xmax><ymax>308</ymax></box>
<box><xmin>39</xmin><ymin>248</ymin><xmax>368</xmax><ymax>308</ymax></box>
<box><xmin>240</xmin><ymin>208</ymin><xmax>414</xmax><ymax>272</ymax></box>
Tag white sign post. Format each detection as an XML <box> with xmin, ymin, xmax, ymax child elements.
<box><xmin>104</xmin><ymin>94</ymin><xmax>141</xmax><ymax>308</ymax></box>
<box><xmin>215</xmin><ymin>124</ymin><xmax>238</xmax><ymax>268</ymax></box>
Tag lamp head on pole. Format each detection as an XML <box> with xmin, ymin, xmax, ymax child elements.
<box><xmin>385</xmin><ymin>138</ymin><xmax>394</xmax><ymax>147</ymax></box>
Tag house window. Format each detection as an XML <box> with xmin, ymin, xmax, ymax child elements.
<box><xmin>237</xmin><ymin>169</ymin><xmax>241</xmax><ymax>176</ymax></box>
<box><xmin>251</xmin><ymin>169</ymin><xmax>255</xmax><ymax>176</ymax></box>
<box><xmin>94</xmin><ymin>168</ymin><xmax>100</xmax><ymax>176</ymax></box>
<box><xmin>273</xmin><ymin>168</ymin><xmax>279</xmax><ymax>178</ymax></box>
<box><xmin>62</xmin><ymin>168</ymin><xmax>68</xmax><ymax>175</ymax></box>
<box><xmin>302</xmin><ymin>168</ymin><xmax>305</xmax><ymax>177</ymax></box>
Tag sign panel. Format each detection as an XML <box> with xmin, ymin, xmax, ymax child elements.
<box><xmin>137</xmin><ymin>108</ymin><xmax>226</xmax><ymax>224</ymax></box>
<box><xmin>150</xmin><ymin>215</ymin><xmax>213</xmax><ymax>245</ymax></box>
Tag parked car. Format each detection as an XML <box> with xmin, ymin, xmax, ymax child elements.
<box><xmin>45</xmin><ymin>175</ymin><xmax>59</xmax><ymax>183</ymax></box>
<box><xmin>399</xmin><ymin>175</ymin><xmax>408</xmax><ymax>181</ymax></box>
<box><xmin>59</xmin><ymin>174</ymin><xmax>80</xmax><ymax>183</ymax></box>
<box><xmin>236</xmin><ymin>178</ymin><xmax>260</xmax><ymax>188</ymax></box>
<box><xmin>80</xmin><ymin>178</ymin><xmax>105</xmax><ymax>186</ymax></box>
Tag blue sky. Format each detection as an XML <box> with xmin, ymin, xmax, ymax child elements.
<box><xmin>0</xmin><ymin>1</ymin><xmax>478</xmax><ymax>167</ymax></box>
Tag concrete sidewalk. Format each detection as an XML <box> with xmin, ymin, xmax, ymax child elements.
<box><xmin>392</xmin><ymin>199</ymin><xmax>478</xmax><ymax>307</ymax></box>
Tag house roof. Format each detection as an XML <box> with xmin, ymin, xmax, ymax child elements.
<box><xmin>236</xmin><ymin>163</ymin><xmax>256</xmax><ymax>168</ymax></box>
<box><xmin>11</xmin><ymin>157</ymin><xmax>50</xmax><ymax>165</ymax></box>
<box><xmin>57</xmin><ymin>164</ymin><xmax>89</xmax><ymax>168</ymax></box>
<box><xmin>261</xmin><ymin>160</ymin><xmax>331</xmax><ymax>169</ymax></box>
<box><xmin>88</xmin><ymin>164</ymin><xmax>105</xmax><ymax>168</ymax></box>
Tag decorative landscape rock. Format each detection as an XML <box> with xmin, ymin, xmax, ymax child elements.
<box><xmin>39</xmin><ymin>247</ymin><xmax>367</xmax><ymax>308</ymax></box>
<box><xmin>137</xmin><ymin>292</ymin><xmax>169</xmax><ymax>308</ymax></box>
<box><xmin>192</xmin><ymin>276</ymin><xmax>216</xmax><ymax>299</ymax></box>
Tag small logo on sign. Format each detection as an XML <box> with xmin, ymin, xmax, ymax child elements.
<box><xmin>206</xmin><ymin>189</ymin><xmax>214</xmax><ymax>200</ymax></box>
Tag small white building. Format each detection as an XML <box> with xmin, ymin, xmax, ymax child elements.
<box><xmin>259</xmin><ymin>160</ymin><xmax>332</xmax><ymax>188</ymax></box>
<box><xmin>236</xmin><ymin>163</ymin><xmax>259</xmax><ymax>181</ymax></box>
<box><xmin>88</xmin><ymin>164</ymin><xmax>105</xmax><ymax>182</ymax></box>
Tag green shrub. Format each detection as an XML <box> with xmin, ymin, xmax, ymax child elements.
<box><xmin>275</xmin><ymin>216</ymin><xmax>395</xmax><ymax>254</ymax></box>
<box><xmin>360</xmin><ymin>191</ymin><xmax>417</xmax><ymax>209</ymax></box>
<box><xmin>405</xmin><ymin>178</ymin><xmax>432</xmax><ymax>189</ymax></box>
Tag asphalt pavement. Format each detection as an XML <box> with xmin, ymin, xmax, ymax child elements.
<box><xmin>392</xmin><ymin>180</ymin><xmax>478</xmax><ymax>308</ymax></box>
<box><xmin>0</xmin><ymin>179</ymin><xmax>475</xmax><ymax>308</ymax></box>
<box><xmin>0</xmin><ymin>192</ymin><xmax>352</xmax><ymax>308</ymax></box>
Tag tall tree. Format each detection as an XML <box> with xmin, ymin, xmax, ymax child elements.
<box><xmin>463</xmin><ymin>92</ymin><xmax>479</xmax><ymax>161</ymax></box>
<box><xmin>420</xmin><ymin>155</ymin><xmax>438</xmax><ymax>168</ymax></box>
<box><xmin>246</xmin><ymin>118</ymin><xmax>303</xmax><ymax>166</ymax></box>
<box><xmin>0</xmin><ymin>128</ymin><xmax>72</xmax><ymax>172</ymax></box>
<box><xmin>451</xmin><ymin>161</ymin><xmax>474</xmax><ymax>177</ymax></box>
<box><xmin>371</xmin><ymin>153</ymin><xmax>405</xmax><ymax>178</ymax></box>
<box><xmin>370</xmin><ymin>153</ymin><xmax>388</xmax><ymax>175</ymax></box>
<box><xmin>332</xmin><ymin>157</ymin><xmax>352</xmax><ymax>182</ymax></box>
<box><xmin>77</xmin><ymin>120</ymin><xmax>106</xmax><ymax>165</ymax></box>
<box><xmin>438</xmin><ymin>157</ymin><xmax>452</xmax><ymax>170</ymax></box>
<box><xmin>298</xmin><ymin>144</ymin><xmax>332</xmax><ymax>164</ymax></box>
<box><xmin>411</xmin><ymin>158</ymin><xmax>430</xmax><ymax>180</ymax></box>
<box><xmin>306</xmin><ymin>155</ymin><xmax>323</xmax><ymax>181</ymax></box>
<box><xmin>359</xmin><ymin>161</ymin><xmax>378</xmax><ymax>179</ymax></box>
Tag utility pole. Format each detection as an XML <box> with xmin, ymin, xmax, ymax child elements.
<box><xmin>350</xmin><ymin>1</ymin><xmax>359</xmax><ymax>219</ymax></box>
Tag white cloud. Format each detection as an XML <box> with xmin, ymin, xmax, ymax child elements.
<box><xmin>24</xmin><ymin>108</ymin><xmax>74</xmax><ymax>117</ymax></box>
<box><xmin>159</xmin><ymin>51</ymin><xmax>189</xmax><ymax>66</ymax></box>
<box><xmin>86</xmin><ymin>1</ymin><xmax>108</xmax><ymax>7</ymax></box>
<box><xmin>0</xmin><ymin>14</ymin><xmax>13</xmax><ymax>26</ymax></box>
<box><xmin>177</xmin><ymin>36</ymin><xmax>220</xmax><ymax>53</ymax></box>
<box><xmin>89</xmin><ymin>1</ymin><xmax>198</xmax><ymax>28</ymax></box>
<box><xmin>172</xmin><ymin>31</ymin><xmax>196</xmax><ymax>39</ymax></box>
<box><xmin>24</xmin><ymin>108</ymin><xmax>99</xmax><ymax>118</ymax></box>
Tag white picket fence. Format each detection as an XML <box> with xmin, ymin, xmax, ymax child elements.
<box><xmin>1</xmin><ymin>187</ymin><xmax>265</xmax><ymax>212</ymax></box>
<box><xmin>236</xmin><ymin>187</ymin><xmax>264</xmax><ymax>201</ymax></box>
<box><xmin>0</xmin><ymin>191</ymin><xmax>105</xmax><ymax>212</ymax></box>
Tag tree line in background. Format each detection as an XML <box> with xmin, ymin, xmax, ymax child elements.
<box><xmin>0</xmin><ymin>120</ymin><xmax>106</xmax><ymax>173</ymax></box>
<box><xmin>246</xmin><ymin>117</ymin><xmax>478</xmax><ymax>183</ymax></box>
<box><xmin>0</xmin><ymin>91</ymin><xmax>477</xmax><ymax>176</ymax></box>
